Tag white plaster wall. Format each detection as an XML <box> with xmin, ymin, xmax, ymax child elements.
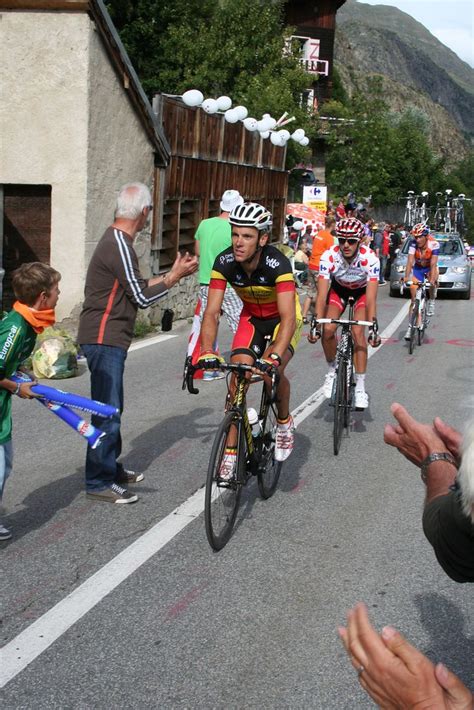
<box><xmin>86</xmin><ymin>23</ymin><xmax>155</xmax><ymax>274</ymax></box>
<box><xmin>0</xmin><ymin>12</ymin><xmax>89</xmax><ymax>320</ymax></box>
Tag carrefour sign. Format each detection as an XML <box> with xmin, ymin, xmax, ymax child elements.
<box><xmin>303</xmin><ymin>185</ymin><xmax>327</xmax><ymax>210</ymax></box>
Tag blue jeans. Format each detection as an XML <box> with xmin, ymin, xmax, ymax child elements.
<box><xmin>379</xmin><ymin>256</ymin><xmax>388</xmax><ymax>282</ymax></box>
<box><xmin>82</xmin><ymin>344</ymin><xmax>127</xmax><ymax>491</ymax></box>
<box><xmin>0</xmin><ymin>440</ymin><xmax>13</xmax><ymax>500</ymax></box>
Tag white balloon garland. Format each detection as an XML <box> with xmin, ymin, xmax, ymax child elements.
<box><xmin>179</xmin><ymin>89</ymin><xmax>310</xmax><ymax>148</ymax></box>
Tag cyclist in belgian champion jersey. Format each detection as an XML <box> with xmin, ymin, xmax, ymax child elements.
<box><xmin>308</xmin><ymin>217</ymin><xmax>381</xmax><ymax>409</ymax></box>
<box><xmin>198</xmin><ymin>203</ymin><xmax>302</xmax><ymax>476</ymax></box>
<box><xmin>402</xmin><ymin>223</ymin><xmax>439</xmax><ymax>340</ymax></box>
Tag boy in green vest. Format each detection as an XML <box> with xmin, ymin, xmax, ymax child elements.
<box><xmin>0</xmin><ymin>262</ymin><xmax>61</xmax><ymax>540</ymax></box>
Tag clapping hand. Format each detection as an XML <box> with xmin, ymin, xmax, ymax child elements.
<box><xmin>339</xmin><ymin>603</ymin><xmax>473</xmax><ymax>710</ymax></box>
<box><xmin>383</xmin><ymin>403</ymin><xmax>451</xmax><ymax>467</ymax></box>
<box><xmin>169</xmin><ymin>251</ymin><xmax>198</xmax><ymax>282</ymax></box>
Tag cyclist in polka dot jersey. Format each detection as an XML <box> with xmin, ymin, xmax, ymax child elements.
<box><xmin>308</xmin><ymin>218</ymin><xmax>381</xmax><ymax>409</ymax></box>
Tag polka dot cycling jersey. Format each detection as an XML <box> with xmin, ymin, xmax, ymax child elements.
<box><xmin>318</xmin><ymin>245</ymin><xmax>380</xmax><ymax>289</ymax></box>
<box><xmin>407</xmin><ymin>238</ymin><xmax>440</xmax><ymax>268</ymax></box>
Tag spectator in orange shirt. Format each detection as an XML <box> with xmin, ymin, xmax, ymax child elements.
<box><xmin>302</xmin><ymin>216</ymin><xmax>336</xmax><ymax>322</ymax></box>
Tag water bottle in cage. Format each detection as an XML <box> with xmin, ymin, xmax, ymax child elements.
<box><xmin>247</xmin><ymin>407</ymin><xmax>262</xmax><ymax>438</ymax></box>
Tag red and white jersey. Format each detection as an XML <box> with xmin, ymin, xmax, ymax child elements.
<box><xmin>318</xmin><ymin>245</ymin><xmax>380</xmax><ymax>289</ymax></box>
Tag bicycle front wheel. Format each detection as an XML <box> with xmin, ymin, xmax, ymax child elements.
<box><xmin>333</xmin><ymin>361</ymin><xmax>346</xmax><ymax>456</ymax></box>
<box><xmin>205</xmin><ymin>412</ymin><xmax>243</xmax><ymax>551</ymax></box>
<box><xmin>257</xmin><ymin>404</ymin><xmax>283</xmax><ymax>499</ymax></box>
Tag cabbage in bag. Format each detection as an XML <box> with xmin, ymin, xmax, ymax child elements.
<box><xmin>32</xmin><ymin>327</ymin><xmax>78</xmax><ymax>379</ymax></box>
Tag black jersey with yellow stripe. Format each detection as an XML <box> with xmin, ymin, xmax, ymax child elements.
<box><xmin>209</xmin><ymin>245</ymin><xmax>297</xmax><ymax>319</ymax></box>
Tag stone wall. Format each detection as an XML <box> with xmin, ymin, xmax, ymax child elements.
<box><xmin>1</xmin><ymin>11</ymin><xmax>90</xmax><ymax>321</ymax></box>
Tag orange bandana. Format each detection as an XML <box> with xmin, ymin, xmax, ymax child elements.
<box><xmin>13</xmin><ymin>301</ymin><xmax>56</xmax><ymax>333</ymax></box>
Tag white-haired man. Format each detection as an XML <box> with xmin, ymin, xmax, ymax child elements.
<box><xmin>78</xmin><ymin>182</ymin><xmax>197</xmax><ymax>503</ymax></box>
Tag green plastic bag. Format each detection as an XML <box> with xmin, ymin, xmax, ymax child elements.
<box><xmin>32</xmin><ymin>327</ymin><xmax>78</xmax><ymax>379</ymax></box>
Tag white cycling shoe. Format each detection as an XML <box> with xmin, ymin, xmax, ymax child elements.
<box><xmin>323</xmin><ymin>370</ymin><xmax>336</xmax><ymax>398</ymax></box>
<box><xmin>354</xmin><ymin>389</ymin><xmax>369</xmax><ymax>409</ymax></box>
<box><xmin>275</xmin><ymin>416</ymin><xmax>295</xmax><ymax>462</ymax></box>
<box><xmin>427</xmin><ymin>300</ymin><xmax>435</xmax><ymax>317</ymax></box>
<box><xmin>404</xmin><ymin>326</ymin><xmax>412</xmax><ymax>341</ymax></box>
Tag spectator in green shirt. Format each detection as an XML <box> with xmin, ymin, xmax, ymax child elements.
<box><xmin>190</xmin><ymin>189</ymin><xmax>244</xmax><ymax>381</ymax></box>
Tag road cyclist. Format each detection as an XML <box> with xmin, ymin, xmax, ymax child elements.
<box><xmin>197</xmin><ymin>202</ymin><xmax>302</xmax><ymax>480</ymax></box>
<box><xmin>400</xmin><ymin>277</ymin><xmax>431</xmax><ymax>354</ymax></box>
<box><xmin>401</xmin><ymin>223</ymin><xmax>439</xmax><ymax>340</ymax></box>
<box><xmin>308</xmin><ymin>217</ymin><xmax>381</xmax><ymax>410</ymax></box>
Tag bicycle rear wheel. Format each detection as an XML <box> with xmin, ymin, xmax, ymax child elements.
<box><xmin>205</xmin><ymin>411</ymin><xmax>243</xmax><ymax>551</ymax></box>
<box><xmin>257</xmin><ymin>403</ymin><xmax>283</xmax><ymax>499</ymax></box>
<box><xmin>333</xmin><ymin>361</ymin><xmax>346</xmax><ymax>456</ymax></box>
<box><xmin>409</xmin><ymin>302</ymin><xmax>419</xmax><ymax>355</ymax></box>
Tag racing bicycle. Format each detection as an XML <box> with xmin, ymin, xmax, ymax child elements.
<box><xmin>184</xmin><ymin>360</ymin><xmax>281</xmax><ymax>551</ymax></box>
<box><xmin>401</xmin><ymin>278</ymin><xmax>431</xmax><ymax>355</ymax></box>
<box><xmin>310</xmin><ymin>298</ymin><xmax>374</xmax><ymax>456</ymax></box>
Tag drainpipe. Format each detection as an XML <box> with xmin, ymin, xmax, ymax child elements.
<box><xmin>0</xmin><ymin>186</ymin><xmax>4</xmax><ymax>309</ymax></box>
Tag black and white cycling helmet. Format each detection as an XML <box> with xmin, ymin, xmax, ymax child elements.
<box><xmin>229</xmin><ymin>202</ymin><xmax>273</xmax><ymax>232</ymax></box>
<box><xmin>335</xmin><ymin>217</ymin><xmax>365</xmax><ymax>240</ymax></box>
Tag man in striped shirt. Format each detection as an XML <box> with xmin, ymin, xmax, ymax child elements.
<box><xmin>78</xmin><ymin>182</ymin><xmax>197</xmax><ymax>503</ymax></box>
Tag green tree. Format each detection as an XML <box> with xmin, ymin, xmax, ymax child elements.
<box><xmin>324</xmin><ymin>80</ymin><xmax>448</xmax><ymax>207</ymax></box>
<box><xmin>445</xmin><ymin>152</ymin><xmax>474</xmax><ymax>239</ymax></box>
<box><xmin>389</xmin><ymin>108</ymin><xmax>444</xmax><ymax>197</ymax></box>
<box><xmin>106</xmin><ymin>0</ymin><xmax>314</xmax><ymax>167</ymax></box>
<box><xmin>325</xmin><ymin>78</ymin><xmax>397</xmax><ymax>205</ymax></box>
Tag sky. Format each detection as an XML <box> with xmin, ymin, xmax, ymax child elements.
<box><xmin>359</xmin><ymin>0</ymin><xmax>474</xmax><ymax>67</ymax></box>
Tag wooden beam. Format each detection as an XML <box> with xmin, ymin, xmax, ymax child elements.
<box><xmin>0</xmin><ymin>0</ymin><xmax>89</xmax><ymax>10</ymax></box>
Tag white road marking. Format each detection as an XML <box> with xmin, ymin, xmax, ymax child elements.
<box><xmin>0</xmin><ymin>300</ymin><xmax>410</xmax><ymax>688</ymax></box>
<box><xmin>0</xmin><ymin>491</ymin><xmax>206</xmax><ymax>688</ymax></box>
<box><xmin>129</xmin><ymin>333</ymin><xmax>177</xmax><ymax>352</ymax></box>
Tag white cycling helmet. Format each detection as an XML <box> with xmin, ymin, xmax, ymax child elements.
<box><xmin>229</xmin><ymin>202</ymin><xmax>273</xmax><ymax>232</ymax></box>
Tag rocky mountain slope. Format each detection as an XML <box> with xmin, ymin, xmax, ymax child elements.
<box><xmin>334</xmin><ymin>0</ymin><xmax>474</xmax><ymax>164</ymax></box>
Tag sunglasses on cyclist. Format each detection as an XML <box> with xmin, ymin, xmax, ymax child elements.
<box><xmin>337</xmin><ymin>237</ymin><xmax>360</xmax><ymax>246</ymax></box>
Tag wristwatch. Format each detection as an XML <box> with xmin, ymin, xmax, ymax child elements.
<box><xmin>420</xmin><ymin>451</ymin><xmax>458</xmax><ymax>484</ymax></box>
<box><xmin>268</xmin><ymin>353</ymin><xmax>282</xmax><ymax>366</ymax></box>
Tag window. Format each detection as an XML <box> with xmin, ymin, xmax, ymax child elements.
<box><xmin>156</xmin><ymin>198</ymin><xmax>200</xmax><ymax>272</ymax></box>
<box><xmin>1</xmin><ymin>184</ymin><xmax>51</xmax><ymax>310</ymax></box>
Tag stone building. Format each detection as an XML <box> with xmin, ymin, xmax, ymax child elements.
<box><xmin>1</xmin><ymin>0</ymin><xmax>290</xmax><ymax>330</ymax></box>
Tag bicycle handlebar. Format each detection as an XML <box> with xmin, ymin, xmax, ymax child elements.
<box><xmin>400</xmin><ymin>278</ymin><xmax>431</xmax><ymax>295</ymax></box>
<box><xmin>184</xmin><ymin>360</ymin><xmax>280</xmax><ymax>401</ymax></box>
<box><xmin>314</xmin><ymin>317</ymin><xmax>373</xmax><ymax>327</ymax></box>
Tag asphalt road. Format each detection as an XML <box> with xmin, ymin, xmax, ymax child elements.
<box><xmin>1</xmin><ymin>286</ymin><xmax>473</xmax><ymax>708</ymax></box>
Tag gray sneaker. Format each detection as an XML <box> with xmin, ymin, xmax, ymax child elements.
<box><xmin>86</xmin><ymin>483</ymin><xmax>138</xmax><ymax>504</ymax></box>
<box><xmin>0</xmin><ymin>523</ymin><xmax>12</xmax><ymax>541</ymax></box>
